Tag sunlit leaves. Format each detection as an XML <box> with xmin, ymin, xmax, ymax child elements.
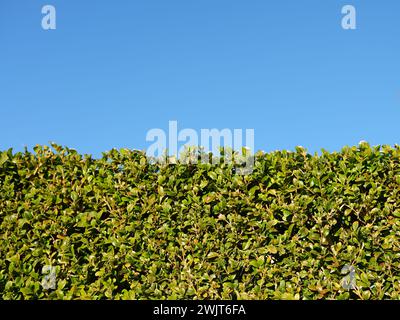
<box><xmin>1</xmin><ymin>143</ymin><xmax>400</xmax><ymax>299</ymax></box>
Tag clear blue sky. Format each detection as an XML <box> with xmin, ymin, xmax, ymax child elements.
<box><xmin>1</xmin><ymin>1</ymin><xmax>399</xmax><ymax>157</ymax></box>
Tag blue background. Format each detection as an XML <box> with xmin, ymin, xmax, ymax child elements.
<box><xmin>1</xmin><ymin>1</ymin><xmax>399</xmax><ymax>156</ymax></box>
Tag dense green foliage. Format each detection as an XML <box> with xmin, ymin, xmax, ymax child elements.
<box><xmin>1</xmin><ymin>143</ymin><xmax>400</xmax><ymax>300</ymax></box>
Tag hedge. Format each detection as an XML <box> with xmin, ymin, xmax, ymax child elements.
<box><xmin>1</xmin><ymin>143</ymin><xmax>400</xmax><ymax>300</ymax></box>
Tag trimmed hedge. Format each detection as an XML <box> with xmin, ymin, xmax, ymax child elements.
<box><xmin>1</xmin><ymin>143</ymin><xmax>400</xmax><ymax>300</ymax></box>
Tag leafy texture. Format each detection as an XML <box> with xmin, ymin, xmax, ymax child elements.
<box><xmin>1</xmin><ymin>143</ymin><xmax>400</xmax><ymax>299</ymax></box>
